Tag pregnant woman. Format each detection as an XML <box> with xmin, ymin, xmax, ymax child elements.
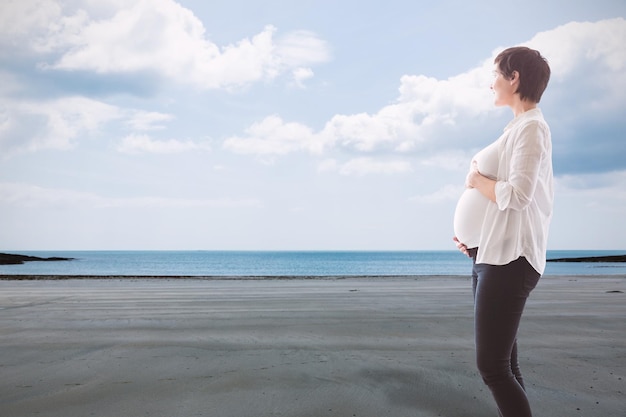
<box><xmin>453</xmin><ymin>46</ymin><xmax>553</xmax><ymax>417</ymax></box>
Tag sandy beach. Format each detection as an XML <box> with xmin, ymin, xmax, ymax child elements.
<box><xmin>0</xmin><ymin>276</ymin><xmax>624</xmax><ymax>417</ymax></box>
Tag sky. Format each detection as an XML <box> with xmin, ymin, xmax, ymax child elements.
<box><xmin>1</xmin><ymin>0</ymin><xmax>625</xmax><ymax>251</ymax></box>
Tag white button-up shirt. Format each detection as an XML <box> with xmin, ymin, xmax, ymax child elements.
<box><xmin>476</xmin><ymin>108</ymin><xmax>554</xmax><ymax>274</ymax></box>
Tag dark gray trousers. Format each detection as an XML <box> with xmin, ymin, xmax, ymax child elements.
<box><xmin>470</xmin><ymin>250</ymin><xmax>540</xmax><ymax>417</ymax></box>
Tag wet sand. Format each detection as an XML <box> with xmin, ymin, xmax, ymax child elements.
<box><xmin>0</xmin><ymin>276</ymin><xmax>624</xmax><ymax>417</ymax></box>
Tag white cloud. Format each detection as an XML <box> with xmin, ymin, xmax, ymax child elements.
<box><xmin>409</xmin><ymin>184</ymin><xmax>464</xmax><ymax>204</ymax></box>
<box><xmin>0</xmin><ymin>96</ymin><xmax>185</xmax><ymax>155</ymax></box>
<box><xmin>223</xmin><ymin>115</ymin><xmax>321</xmax><ymax>155</ymax></box>
<box><xmin>553</xmin><ymin>170</ymin><xmax>626</xmax><ymax>223</ymax></box>
<box><xmin>224</xmin><ymin>17</ymin><xmax>626</xmax><ymax>176</ymax></box>
<box><xmin>0</xmin><ymin>0</ymin><xmax>62</xmax><ymax>39</ymax></box>
<box><xmin>126</xmin><ymin>111</ymin><xmax>174</xmax><ymax>131</ymax></box>
<box><xmin>2</xmin><ymin>0</ymin><xmax>330</xmax><ymax>90</ymax></box>
<box><xmin>556</xmin><ymin>170</ymin><xmax>626</xmax><ymax>193</ymax></box>
<box><xmin>318</xmin><ymin>157</ymin><xmax>412</xmax><ymax>176</ymax></box>
<box><xmin>0</xmin><ymin>182</ymin><xmax>262</xmax><ymax>209</ymax></box>
<box><xmin>522</xmin><ymin>17</ymin><xmax>626</xmax><ymax>176</ymax></box>
<box><xmin>420</xmin><ymin>150</ymin><xmax>474</xmax><ymax>172</ymax></box>
<box><xmin>221</xmin><ymin>63</ymin><xmax>495</xmax><ymax>157</ymax></box>
<box><xmin>0</xmin><ymin>96</ymin><xmax>121</xmax><ymax>154</ymax></box>
<box><xmin>525</xmin><ymin>17</ymin><xmax>626</xmax><ymax>113</ymax></box>
<box><xmin>3</xmin><ymin>3</ymin><xmax>624</xmax><ymax>182</ymax></box>
<box><xmin>291</xmin><ymin>67</ymin><xmax>315</xmax><ymax>88</ymax></box>
<box><xmin>276</xmin><ymin>30</ymin><xmax>331</xmax><ymax>67</ymax></box>
<box><xmin>323</xmin><ymin>109</ymin><xmax>407</xmax><ymax>152</ymax></box>
<box><xmin>397</xmin><ymin>67</ymin><xmax>494</xmax><ymax>119</ymax></box>
<box><xmin>526</xmin><ymin>18</ymin><xmax>626</xmax><ymax>118</ymax></box>
<box><xmin>317</xmin><ymin>158</ymin><xmax>339</xmax><ymax>173</ymax></box>
<box><xmin>526</xmin><ymin>18</ymin><xmax>626</xmax><ymax>80</ymax></box>
<box><xmin>116</xmin><ymin>134</ymin><xmax>211</xmax><ymax>154</ymax></box>
<box><xmin>317</xmin><ymin>70</ymin><xmax>493</xmax><ymax>154</ymax></box>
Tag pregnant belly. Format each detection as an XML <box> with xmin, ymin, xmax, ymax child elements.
<box><xmin>453</xmin><ymin>188</ymin><xmax>489</xmax><ymax>249</ymax></box>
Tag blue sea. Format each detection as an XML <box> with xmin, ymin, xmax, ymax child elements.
<box><xmin>1</xmin><ymin>250</ymin><xmax>625</xmax><ymax>276</ymax></box>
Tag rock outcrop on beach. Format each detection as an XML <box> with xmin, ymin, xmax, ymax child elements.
<box><xmin>547</xmin><ymin>254</ymin><xmax>626</xmax><ymax>262</ymax></box>
<box><xmin>0</xmin><ymin>253</ymin><xmax>74</xmax><ymax>265</ymax></box>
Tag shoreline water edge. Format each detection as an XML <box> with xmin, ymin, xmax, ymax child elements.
<box><xmin>2</xmin><ymin>251</ymin><xmax>626</xmax><ymax>265</ymax></box>
<box><xmin>2</xmin><ymin>274</ymin><xmax>626</xmax><ymax>281</ymax></box>
<box><xmin>2</xmin><ymin>251</ymin><xmax>626</xmax><ymax>278</ymax></box>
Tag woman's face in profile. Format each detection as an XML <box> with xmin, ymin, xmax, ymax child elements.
<box><xmin>490</xmin><ymin>65</ymin><xmax>516</xmax><ymax>107</ymax></box>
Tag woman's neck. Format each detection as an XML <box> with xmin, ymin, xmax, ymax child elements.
<box><xmin>511</xmin><ymin>99</ymin><xmax>537</xmax><ymax>117</ymax></box>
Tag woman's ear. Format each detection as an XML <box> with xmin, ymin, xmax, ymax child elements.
<box><xmin>510</xmin><ymin>70</ymin><xmax>520</xmax><ymax>85</ymax></box>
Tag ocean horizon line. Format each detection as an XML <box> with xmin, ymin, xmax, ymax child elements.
<box><xmin>2</xmin><ymin>249</ymin><xmax>625</xmax><ymax>253</ymax></box>
<box><xmin>2</xmin><ymin>250</ymin><xmax>626</xmax><ymax>277</ymax></box>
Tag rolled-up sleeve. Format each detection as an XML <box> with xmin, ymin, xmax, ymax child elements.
<box><xmin>495</xmin><ymin>121</ymin><xmax>549</xmax><ymax>211</ymax></box>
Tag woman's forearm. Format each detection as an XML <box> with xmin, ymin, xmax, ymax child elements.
<box><xmin>467</xmin><ymin>170</ymin><xmax>497</xmax><ymax>202</ymax></box>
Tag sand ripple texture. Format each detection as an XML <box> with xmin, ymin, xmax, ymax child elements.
<box><xmin>0</xmin><ymin>276</ymin><xmax>624</xmax><ymax>417</ymax></box>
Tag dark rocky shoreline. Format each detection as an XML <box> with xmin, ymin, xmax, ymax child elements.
<box><xmin>0</xmin><ymin>253</ymin><xmax>74</xmax><ymax>265</ymax></box>
<box><xmin>547</xmin><ymin>254</ymin><xmax>626</xmax><ymax>263</ymax></box>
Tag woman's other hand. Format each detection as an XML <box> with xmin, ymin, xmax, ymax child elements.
<box><xmin>453</xmin><ymin>236</ymin><xmax>471</xmax><ymax>258</ymax></box>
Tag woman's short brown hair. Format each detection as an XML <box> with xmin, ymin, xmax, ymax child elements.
<box><xmin>495</xmin><ymin>46</ymin><xmax>551</xmax><ymax>103</ymax></box>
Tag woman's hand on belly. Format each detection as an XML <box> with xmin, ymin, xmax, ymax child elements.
<box><xmin>466</xmin><ymin>166</ymin><xmax>497</xmax><ymax>202</ymax></box>
<box><xmin>453</xmin><ymin>236</ymin><xmax>471</xmax><ymax>258</ymax></box>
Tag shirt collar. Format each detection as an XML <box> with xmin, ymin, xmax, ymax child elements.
<box><xmin>504</xmin><ymin>107</ymin><xmax>542</xmax><ymax>132</ymax></box>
